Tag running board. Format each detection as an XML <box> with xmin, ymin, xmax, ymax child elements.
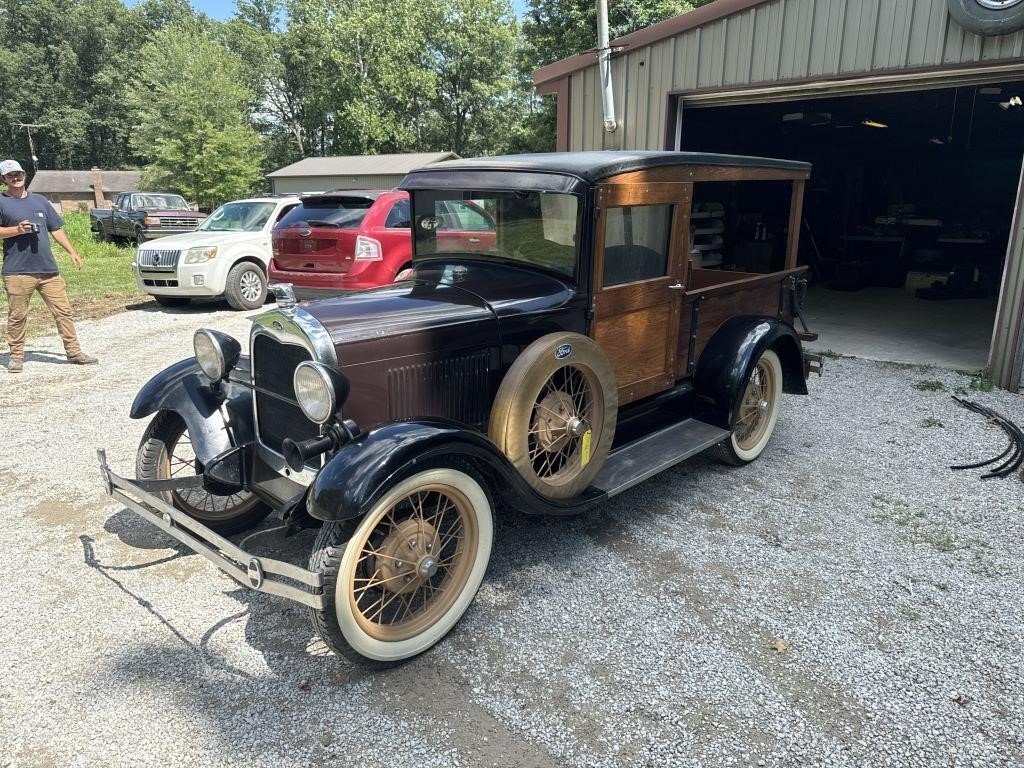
<box><xmin>592</xmin><ymin>419</ymin><xmax>730</xmax><ymax>498</ymax></box>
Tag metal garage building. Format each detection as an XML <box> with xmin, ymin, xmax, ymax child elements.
<box><xmin>534</xmin><ymin>0</ymin><xmax>1024</xmax><ymax>389</ymax></box>
<box><xmin>267</xmin><ymin>152</ymin><xmax>458</xmax><ymax>195</ymax></box>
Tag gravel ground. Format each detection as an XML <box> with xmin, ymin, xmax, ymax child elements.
<box><xmin>2</xmin><ymin>303</ymin><xmax>1023</xmax><ymax>768</ymax></box>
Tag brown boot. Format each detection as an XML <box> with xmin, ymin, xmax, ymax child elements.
<box><xmin>8</xmin><ymin>357</ymin><xmax>23</xmax><ymax>373</ymax></box>
<box><xmin>67</xmin><ymin>352</ymin><xmax>98</xmax><ymax>365</ymax></box>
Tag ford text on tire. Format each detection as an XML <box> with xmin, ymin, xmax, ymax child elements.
<box><xmin>98</xmin><ymin>151</ymin><xmax>822</xmax><ymax>664</ymax></box>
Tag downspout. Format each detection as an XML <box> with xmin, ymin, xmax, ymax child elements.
<box><xmin>597</xmin><ymin>0</ymin><xmax>617</xmax><ymax>133</ymax></box>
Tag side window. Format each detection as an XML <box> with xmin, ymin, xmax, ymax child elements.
<box><xmin>448</xmin><ymin>201</ymin><xmax>492</xmax><ymax>231</ymax></box>
<box><xmin>602</xmin><ymin>205</ymin><xmax>672</xmax><ymax>287</ymax></box>
<box><xmin>385</xmin><ymin>199</ymin><xmax>411</xmax><ymax>228</ymax></box>
<box><xmin>274</xmin><ymin>203</ymin><xmax>298</xmax><ymax>223</ymax></box>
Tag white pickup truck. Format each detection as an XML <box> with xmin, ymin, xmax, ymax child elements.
<box><xmin>133</xmin><ymin>196</ymin><xmax>300</xmax><ymax>310</ymax></box>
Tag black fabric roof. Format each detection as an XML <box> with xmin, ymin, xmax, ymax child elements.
<box><xmin>405</xmin><ymin>151</ymin><xmax>810</xmax><ymax>184</ymax></box>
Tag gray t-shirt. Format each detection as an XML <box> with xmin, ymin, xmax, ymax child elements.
<box><xmin>0</xmin><ymin>192</ymin><xmax>64</xmax><ymax>275</ymax></box>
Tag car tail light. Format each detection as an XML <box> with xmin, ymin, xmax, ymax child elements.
<box><xmin>354</xmin><ymin>235</ymin><xmax>382</xmax><ymax>261</ymax></box>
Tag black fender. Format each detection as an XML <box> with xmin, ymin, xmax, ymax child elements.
<box><xmin>307</xmin><ymin>419</ymin><xmax>605</xmax><ymax>523</ymax></box>
<box><xmin>693</xmin><ymin>316</ymin><xmax>807</xmax><ymax>431</ymax></box>
<box><xmin>130</xmin><ymin>356</ymin><xmax>255</xmax><ymax>464</ymax></box>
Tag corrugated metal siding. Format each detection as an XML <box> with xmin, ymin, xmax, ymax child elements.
<box><xmin>568</xmin><ymin>0</ymin><xmax>1024</xmax><ymax>152</ymax></box>
<box><xmin>270</xmin><ymin>174</ymin><xmax>405</xmax><ymax>194</ymax></box>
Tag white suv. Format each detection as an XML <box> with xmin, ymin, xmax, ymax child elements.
<box><xmin>133</xmin><ymin>196</ymin><xmax>300</xmax><ymax>310</ymax></box>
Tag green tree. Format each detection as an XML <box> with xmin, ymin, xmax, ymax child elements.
<box><xmin>519</xmin><ymin>0</ymin><xmax>714</xmax><ymax>152</ymax></box>
<box><xmin>0</xmin><ymin>0</ymin><xmax>148</xmax><ymax>169</ymax></box>
<box><xmin>131</xmin><ymin>23</ymin><xmax>264</xmax><ymax>208</ymax></box>
<box><xmin>422</xmin><ymin>0</ymin><xmax>524</xmax><ymax>156</ymax></box>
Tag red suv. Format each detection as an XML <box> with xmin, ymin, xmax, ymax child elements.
<box><xmin>271</xmin><ymin>189</ymin><xmax>497</xmax><ymax>293</ymax></box>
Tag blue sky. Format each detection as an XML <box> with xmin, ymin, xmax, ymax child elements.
<box><xmin>125</xmin><ymin>0</ymin><xmax>529</xmax><ymax>21</ymax></box>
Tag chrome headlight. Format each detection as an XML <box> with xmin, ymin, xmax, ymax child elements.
<box><xmin>183</xmin><ymin>246</ymin><xmax>217</xmax><ymax>264</ymax></box>
<box><xmin>293</xmin><ymin>362</ymin><xmax>338</xmax><ymax>424</ymax></box>
<box><xmin>193</xmin><ymin>328</ymin><xmax>240</xmax><ymax>381</ymax></box>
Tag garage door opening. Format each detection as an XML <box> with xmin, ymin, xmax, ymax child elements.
<box><xmin>677</xmin><ymin>82</ymin><xmax>1024</xmax><ymax>371</ymax></box>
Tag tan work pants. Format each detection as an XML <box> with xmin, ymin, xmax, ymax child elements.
<box><xmin>3</xmin><ymin>273</ymin><xmax>82</xmax><ymax>359</ymax></box>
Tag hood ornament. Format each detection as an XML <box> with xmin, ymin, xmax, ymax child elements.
<box><xmin>269</xmin><ymin>283</ymin><xmax>297</xmax><ymax>316</ymax></box>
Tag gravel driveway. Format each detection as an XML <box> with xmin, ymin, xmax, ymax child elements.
<box><xmin>2</xmin><ymin>303</ymin><xmax>1023</xmax><ymax>768</ymax></box>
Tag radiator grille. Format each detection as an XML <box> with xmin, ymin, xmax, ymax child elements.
<box><xmin>136</xmin><ymin>249</ymin><xmax>180</xmax><ymax>272</ymax></box>
<box><xmin>387</xmin><ymin>351</ymin><xmax>492</xmax><ymax>428</ymax></box>
<box><xmin>252</xmin><ymin>332</ymin><xmax>321</xmax><ymax>463</ymax></box>
<box><xmin>158</xmin><ymin>217</ymin><xmax>202</xmax><ymax>229</ymax></box>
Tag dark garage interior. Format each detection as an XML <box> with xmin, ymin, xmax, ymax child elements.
<box><xmin>680</xmin><ymin>82</ymin><xmax>1024</xmax><ymax>369</ymax></box>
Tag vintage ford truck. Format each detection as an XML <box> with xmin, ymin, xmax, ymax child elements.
<box><xmin>98</xmin><ymin>151</ymin><xmax>821</xmax><ymax>664</ymax></box>
<box><xmin>90</xmin><ymin>191</ymin><xmax>206</xmax><ymax>245</ymax></box>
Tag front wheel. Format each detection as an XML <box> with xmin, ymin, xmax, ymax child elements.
<box><xmin>224</xmin><ymin>262</ymin><xmax>267</xmax><ymax>310</ymax></box>
<box><xmin>308</xmin><ymin>466</ymin><xmax>493</xmax><ymax>663</ymax></box>
<box><xmin>134</xmin><ymin>228</ymin><xmax>146</xmax><ymax>247</ymax></box>
<box><xmin>947</xmin><ymin>0</ymin><xmax>1024</xmax><ymax>35</ymax></box>
<box><xmin>136</xmin><ymin>411</ymin><xmax>271</xmax><ymax>535</ymax></box>
<box><xmin>713</xmin><ymin>348</ymin><xmax>783</xmax><ymax>466</ymax></box>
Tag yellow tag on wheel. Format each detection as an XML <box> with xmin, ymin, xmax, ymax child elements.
<box><xmin>581</xmin><ymin>430</ymin><xmax>593</xmax><ymax>467</ymax></box>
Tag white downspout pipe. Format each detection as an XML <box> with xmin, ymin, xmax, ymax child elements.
<box><xmin>597</xmin><ymin>0</ymin><xmax>617</xmax><ymax>133</ymax></box>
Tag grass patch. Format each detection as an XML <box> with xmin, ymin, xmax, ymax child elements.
<box><xmin>914</xmin><ymin>379</ymin><xmax>946</xmax><ymax>392</ymax></box>
<box><xmin>920</xmin><ymin>417</ymin><xmax>945</xmax><ymax>428</ymax></box>
<box><xmin>869</xmin><ymin>495</ymin><xmax>958</xmax><ymax>553</ymax></box>
<box><xmin>819</xmin><ymin>349</ymin><xmax>842</xmax><ymax>359</ymax></box>
<box><xmin>956</xmin><ymin>368</ymin><xmax>995</xmax><ymax>393</ymax></box>
<box><xmin>0</xmin><ymin>212</ymin><xmax>145</xmax><ymax>341</ymax></box>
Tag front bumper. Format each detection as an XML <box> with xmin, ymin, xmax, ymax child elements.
<box><xmin>96</xmin><ymin>449</ymin><xmax>328</xmax><ymax>610</ymax></box>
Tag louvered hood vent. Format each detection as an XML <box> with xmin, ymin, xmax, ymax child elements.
<box><xmin>387</xmin><ymin>350</ymin><xmax>492</xmax><ymax>428</ymax></box>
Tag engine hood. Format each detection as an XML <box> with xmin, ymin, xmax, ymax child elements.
<box><xmin>301</xmin><ymin>260</ymin><xmax>576</xmax><ymax>347</ymax></box>
<box><xmin>137</xmin><ymin>230</ymin><xmax>262</xmax><ymax>250</ymax></box>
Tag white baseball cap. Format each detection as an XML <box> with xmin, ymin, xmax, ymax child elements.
<box><xmin>0</xmin><ymin>159</ymin><xmax>25</xmax><ymax>176</ymax></box>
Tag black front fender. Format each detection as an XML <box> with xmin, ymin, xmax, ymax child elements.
<box><xmin>693</xmin><ymin>317</ymin><xmax>807</xmax><ymax>430</ymax></box>
<box><xmin>307</xmin><ymin>419</ymin><xmax>604</xmax><ymax>523</ymax></box>
<box><xmin>131</xmin><ymin>357</ymin><xmax>254</xmax><ymax>464</ymax></box>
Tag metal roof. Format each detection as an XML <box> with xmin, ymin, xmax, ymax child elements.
<box><xmin>267</xmin><ymin>153</ymin><xmax>459</xmax><ymax>179</ymax></box>
<box><xmin>29</xmin><ymin>170</ymin><xmax>140</xmax><ymax>194</ymax></box>
<box><xmin>407</xmin><ymin>150</ymin><xmax>810</xmax><ymax>183</ymax></box>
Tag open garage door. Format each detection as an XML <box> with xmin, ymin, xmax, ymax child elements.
<box><xmin>676</xmin><ymin>81</ymin><xmax>1024</xmax><ymax>383</ymax></box>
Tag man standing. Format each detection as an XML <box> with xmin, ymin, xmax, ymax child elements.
<box><xmin>0</xmin><ymin>159</ymin><xmax>98</xmax><ymax>373</ymax></box>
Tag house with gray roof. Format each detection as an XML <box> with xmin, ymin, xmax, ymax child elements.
<box><xmin>267</xmin><ymin>152</ymin><xmax>459</xmax><ymax>195</ymax></box>
<box><xmin>28</xmin><ymin>168</ymin><xmax>141</xmax><ymax>213</ymax></box>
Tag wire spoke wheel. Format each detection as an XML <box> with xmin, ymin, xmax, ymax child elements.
<box><xmin>311</xmin><ymin>467</ymin><xmax>493</xmax><ymax>663</ymax></box>
<box><xmin>713</xmin><ymin>349</ymin><xmax>784</xmax><ymax>466</ymax></box>
<box><xmin>527</xmin><ymin>365</ymin><xmax>599</xmax><ymax>487</ymax></box>
<box><xmin>136</xmin><ymin>411</ymin><xmax>270</xmax><ymax>534</ymax></box>
<box><xmin>489</xmin><ymin>332</ymin><xmax>618</xmax><ymax>500</ymax></box>
<box><xmin>165</xmin><ymin>428</ymin><xmax>258</xmax><ymax>522</ymax></box>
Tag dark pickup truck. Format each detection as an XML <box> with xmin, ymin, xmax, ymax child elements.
<box><xmin>90</xmin><ymin>192</ymin><xmax>206</xmax><ymax>246</ymax></box>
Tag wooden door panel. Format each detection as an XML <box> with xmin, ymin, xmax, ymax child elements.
<box><xmin>594</xmin><ymin>304</ymin><xmax>674</xmax><ymax>401</ymax></box>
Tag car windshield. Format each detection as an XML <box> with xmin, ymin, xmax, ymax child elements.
<box><xmin>412</xmin><ymin>190</ymin><xmax>581</xmax><ymax>278</ymax></box>
<box><xmin>133</xmin><ymin>194</ymin><xmax>190</xmax><ymax>210</ymax></box>
<box><xmin>276</xmin><ymin>196</ymin><xmax>376</xmax><ymax>229</ymax></box>
<box><xmin>198</xmin><ymin>201</ymin><xmax>277</xmax><ymax>232</ymax></box>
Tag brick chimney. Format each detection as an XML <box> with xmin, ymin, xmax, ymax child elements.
<box><xmin>90</xmin><ymin>167</ymin><xmax>106</xmax><ymax>208</ymax></box>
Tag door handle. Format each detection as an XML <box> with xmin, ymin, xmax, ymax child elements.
<box><xmin>668</xmin><ymin>282</ymin><xmax>685</xmax><ymax>290</ymax></box>
<box><xmin>468</xmin><ymin>237</ymin><xmax>480</xmax><ymax>243</ymax></box>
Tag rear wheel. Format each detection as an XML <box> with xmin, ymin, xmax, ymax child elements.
<box><xmin>96</xmin><ymin>224</ymin><xmax>111</xmax><ymax>243</ymax></box>
<box><xmin>308</xmin><ymin>466</ymin><xmax>493</xmax><ymax>663</ymax></box>
<box><xmin>224</xmin><ymin>262</ymin><xmax>267</xmax><ymax>310</ymax></box>
<box><xmin>136</xmin><ymin>411</ymin><xmax>270</xmax><ymax>535</ymax></box>
<box><xmin>713</xmin><ymin>349</ymin><xmax>783</xmax><ymax>466</ymax></box>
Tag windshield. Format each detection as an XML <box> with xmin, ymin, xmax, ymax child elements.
<box><xmin>198</xmin><ymin>201</ymin><xmax>277</xmax><ymax>232</ymax></box>
<box><xmin>132</xmin><ymin>194</ymin><xmax>189</xmax><ymax>210</ymax></box>
<box><xmin>412</xmin><ymin>190</ymin><xmax>580</xmax><ymax>278</ymax></box>
<box><xmin>276</xmin><ymin>196</ymin><xmax>375</xmax><ymax>229</ymax></box>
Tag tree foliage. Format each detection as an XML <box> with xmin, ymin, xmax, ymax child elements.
<box><xmin>0</xmin><ymin>0</ymin><xmax>709</xmax><ymax>185</ymax></box>
<box><xmin>131</xmin><ymin>23</ymin><xmax>264</xmax><ymax>207</ymax></box>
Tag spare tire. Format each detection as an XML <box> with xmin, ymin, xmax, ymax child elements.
<box><xmin>947</xmin><ymin>0</ymin><xmax>1024</xmax><ymax>35</ymax></box>
<box><xmin>489</xmin><ymin>332</ymin><xmax>618</xmax><ymax>500</ymax></box>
